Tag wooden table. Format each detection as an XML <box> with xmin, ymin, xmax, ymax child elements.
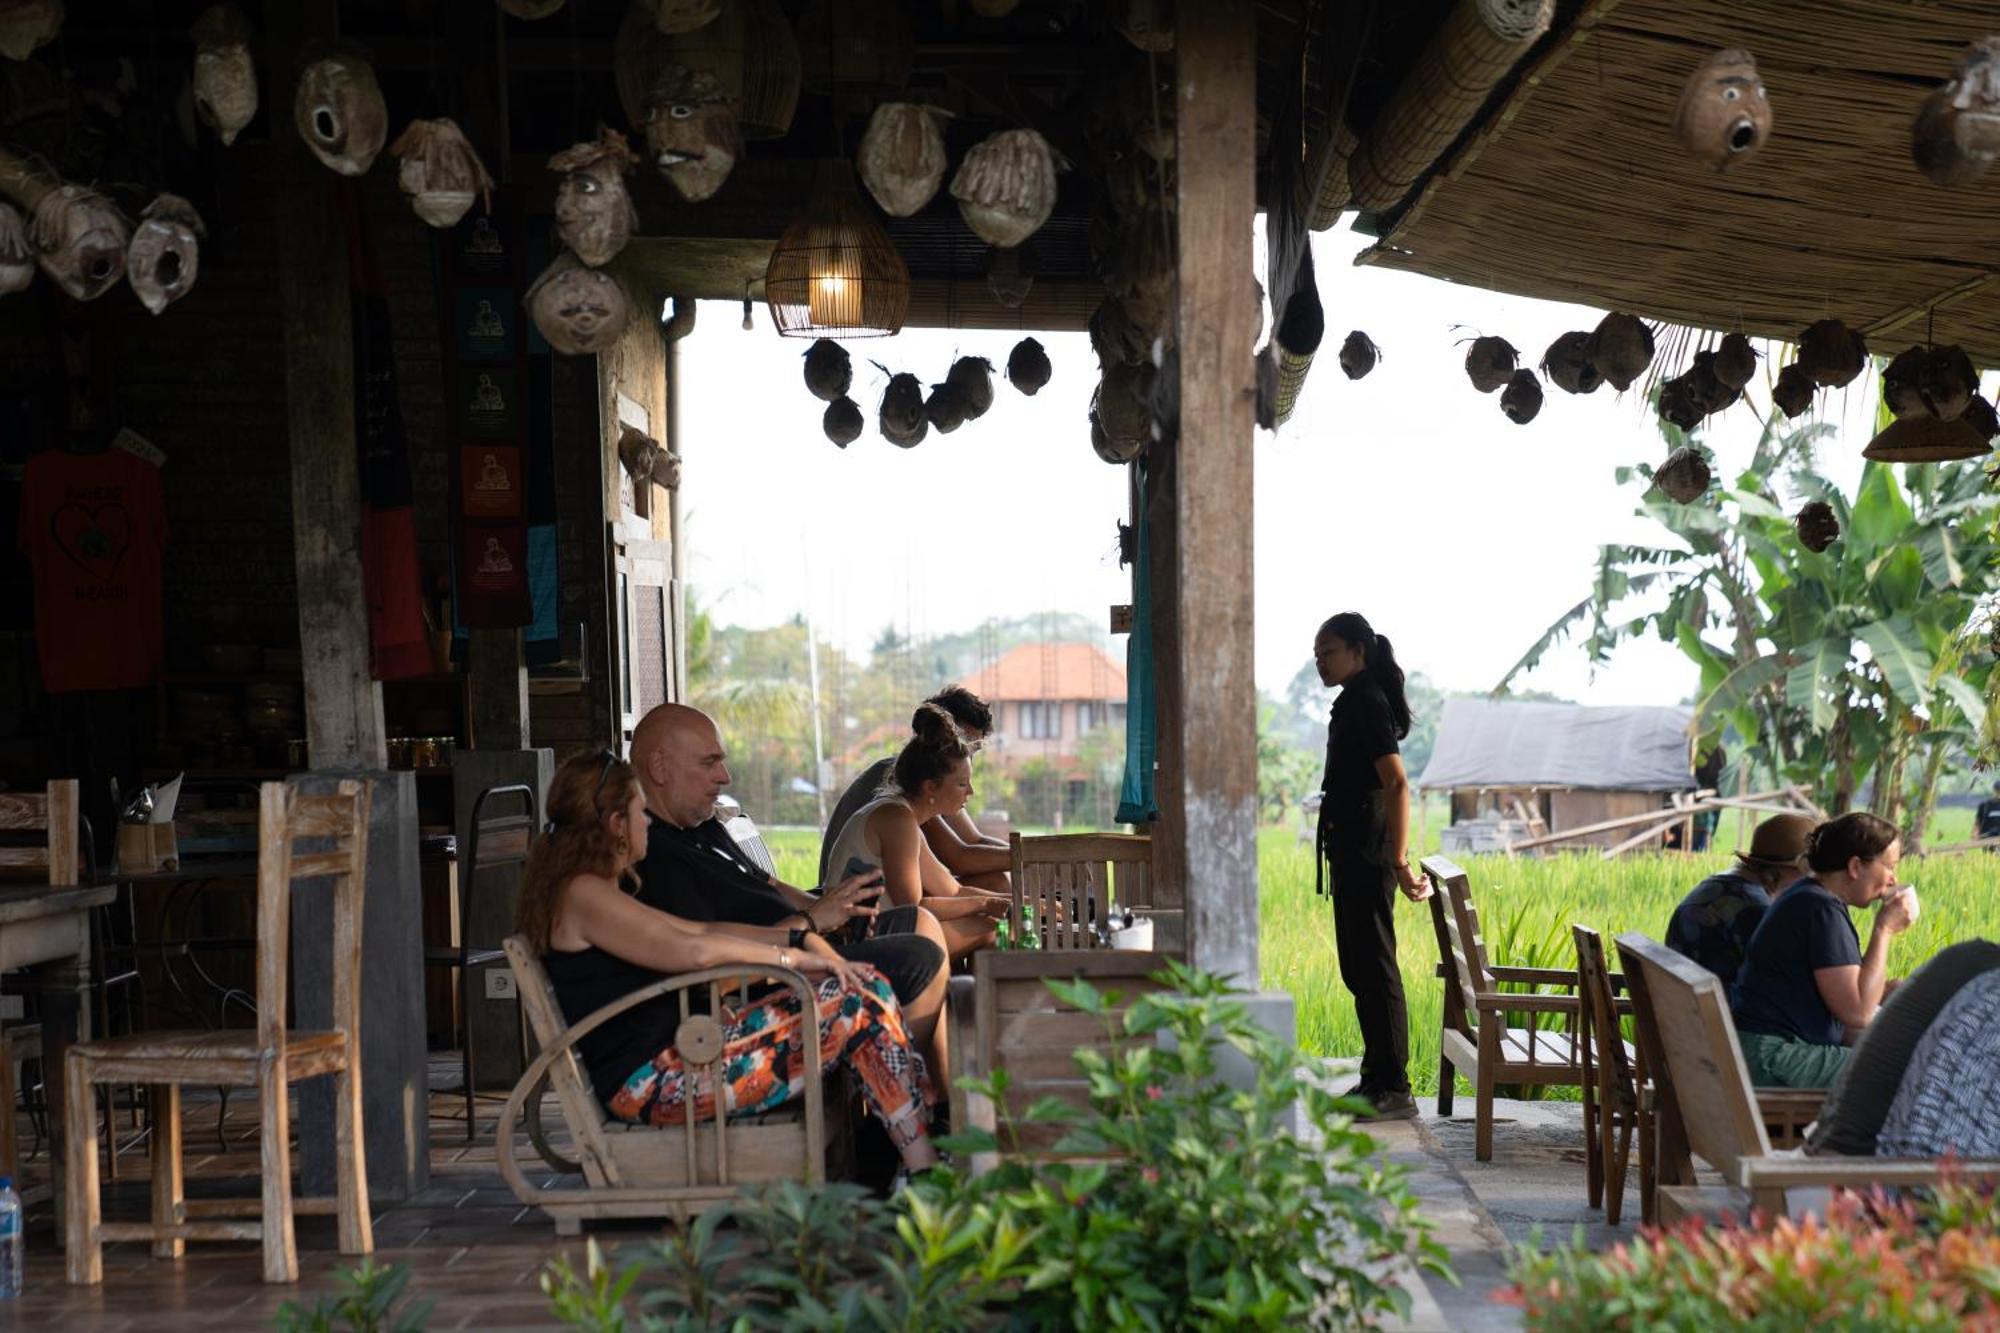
<box><xmin>0</xmin><ymin>882</ymin><xmax>115</xmax><ymax>1223</ymax></box>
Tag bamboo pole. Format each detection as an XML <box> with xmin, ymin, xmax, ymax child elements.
<box><xmin>1500</xmin><ymin>788</ymin><xmax>1802</xmax><ymax>854</ymax></box>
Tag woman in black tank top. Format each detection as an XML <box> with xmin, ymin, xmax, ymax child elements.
<box><xmin>519</xmin><ymin>750</ymin><xmax>939</xmax><ymax>1173</ymax></box>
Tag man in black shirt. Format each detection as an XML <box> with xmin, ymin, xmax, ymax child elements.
<box><xmin>1977</xmin><ymin>781</ymin><xmax>2000</xmax><ymax>843</ymax></box>
<box><xmin>629</xmin><ymin>704</ymin><xmax>951</xmax><ymax>1079</ymax></box>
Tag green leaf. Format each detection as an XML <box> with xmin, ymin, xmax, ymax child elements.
<box><xmin>1696</xmin><ymin>653</ymin><xmax>1789</xmax><ymax>726</ymax></box>
<box><xmin>1849</xmin><ymin>463</ymin><xmax>1916</xmax><ymax>550</ymax></box>
<box><xmin>1857</xmin><ymin>616</ymin><xmax>1936</xmax><ymax>703</ymax></box>
<box><xmin>1915</xmin><ymin>524</ymin><xmax>1965</xmax><ymax>590</ymax></box>
<box><xmin>1935</xmin><ymin>672</ymin><xmax>1987</xmax><ymax>727</ymax></box>
<box><xmin>1726</xmin><ymin>488</ymin><xmax>1785</xmax><ymax>520</ymax></box>
<box><xmin>1785</xmin><ymin>637</ymin><xmax>1849</xmax><ymax>732</ymax></box>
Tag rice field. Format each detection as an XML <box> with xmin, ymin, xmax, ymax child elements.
<box><xmin>763</xmin><ymin>816</ymin><xmax>2000</xmax><ymax>1096</ymax></box>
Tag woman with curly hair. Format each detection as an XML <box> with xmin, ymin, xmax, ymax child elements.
<box><xmin>517</xmin><ymin>749</ymin><xmax>938</xmax><ymax>1172</ymax></box>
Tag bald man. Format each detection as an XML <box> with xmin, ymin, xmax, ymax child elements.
<box><xmin>629</xmin><ymin>704</ymin><xmax>952</xmax><ymax>1081</ymax></box>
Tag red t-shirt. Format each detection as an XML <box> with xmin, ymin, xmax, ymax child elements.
<box><xmin>17</xmin><ymin>448</ymin><xmax>167</xmax><ymax>692</ymax></box>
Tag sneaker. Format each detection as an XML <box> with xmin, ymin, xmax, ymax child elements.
<box><xmin>1357</xmin><ymin>1089</ymin><xmax>1419</xmax><ymax>1122</ymax></box>
<box><xmin>1339</xmin><ymin>1079</ymin><xmax>1378</xmax><ymax>1102</ymax></box>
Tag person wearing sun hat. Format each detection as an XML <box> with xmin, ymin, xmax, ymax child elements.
<box><xmin>1664</xmin><ymin>812</ymin><xmax>1815</xmax><ymax>986</ymax></box>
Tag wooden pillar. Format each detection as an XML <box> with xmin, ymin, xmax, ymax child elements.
<box><xmin>1171</xmin><ymin>3</ymin><xmax>1259</xmax><ymax>985</ymax></box>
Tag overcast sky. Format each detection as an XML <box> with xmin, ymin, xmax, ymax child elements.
<box><xmin>680</xmin><ymin>220</ymin><xmax>1886</xmax><ymax>706</ymax></box>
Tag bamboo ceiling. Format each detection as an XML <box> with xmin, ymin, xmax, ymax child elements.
<box><xmin>1355</xmin><ymin>0</ymin><xmax>2000</xmax><ymax>366</ymax></box>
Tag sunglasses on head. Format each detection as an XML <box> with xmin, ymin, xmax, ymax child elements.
<box><xmin>592</xmin><ymin>749</ymin><xmax>619</xmax><ymax>802</ymax></box>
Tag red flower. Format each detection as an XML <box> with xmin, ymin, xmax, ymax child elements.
<box><xmin>1145</xmin><ymin>1085</ymin><xmax>1164</xmax><ymax>1101</ymax></box>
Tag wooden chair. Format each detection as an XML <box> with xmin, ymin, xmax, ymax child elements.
<box><xmin>1573</xmin><ymin>925</ymin><xmax>1642</xmax><ymax>1225</ymax></box>
<box><xmin>65</xmin><ymin>780</ymin><xmax>373</xmax><ymax>1285</ymax></box>
<box><xmin>0</xmin><ymin>781</ymin><xmax>78</xmax><ymax>1190</ymax></box>
<box><xmin>956</xmin><ymin>949</ymin><xmax>1172</xmax><ymax>1174</ymax></box>
<box><xmin>1612</xmin><ymin>933</ymin><xmax>1999</xmax><ymax>1222</ymax></box>
<box><xmin>1613</xmin><ymin>933</ymin><xmax>1824</xmax><ymax>1224</ymax></box>
<box><xmin>1423</xmin><ymin>855</ymin><xmax>1617</xmax><ymax>1160</ymax></box>
<box><xmin>495</xmin><ymin>936</ymin><xmax>835</xmax><ymax>1235</ymax></box>
<box><xmin>1008</xmin><ymin>832</ymin><xmax>1152</xmax><ymax>950</ymax></box>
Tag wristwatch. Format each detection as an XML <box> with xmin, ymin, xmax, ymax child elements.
<box><xmin>788</xmin><ymin>926</ymin><xmax>812</xmax><ymax>950</ymax></box>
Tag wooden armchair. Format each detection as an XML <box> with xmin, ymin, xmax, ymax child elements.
<box><xmin>0</xmin><ymin>780</ymin><xmax>78</xmax><ymax>1190</ymax></box>
<box><xmin>495</xmin><ymin>936</ymin><xmax>838</xmax><ymax>1235</ymax></box>
<box><xmin>1612</xmin><ymin>933</ymin><xmax>1997</xmax><ymax>1223</ymax></box>
<box><xmin>955</xmin><ymin>949</ymin><xmax>1171</xmax><ymax>1174</ymax></box>
<box><xmin>1573</xmin><ymin>925</ymin><xmax>1643</xmax><ymax>1224</ymax></box>
<box><xmin>65</xmin><ymin>780</ymin><xmax>372</xmax><ymax>1285</ymax></box>
<box><xmin>1008</xmin><ymin>832</ymin><xmax>1152</xmax><ymax>950</ymax></box>
<box><xmin>1424</xmin><ymin>855</ymin><xmax>1614</xmax><ymax>1160</ymax></box>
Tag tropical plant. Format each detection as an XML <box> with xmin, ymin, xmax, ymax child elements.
<box><xmin>1504</xmin><ymin>1177</ymin><xmax>2000</xmax><ymax>1331</ymax></box>
<box><xmin>1503</xmin><ymin>397</ymin><xmax>2000</xmax><ymax>846</ymax></box>
<box><xmin>932</xmin><ymin>961</ymin><xmax>1451</xmax><ymax>1331</ymax></box>
<box><xmin>274</xmin><ymin>1259</ymin><xmax>433</xmax><ymax>1333</ymax></box>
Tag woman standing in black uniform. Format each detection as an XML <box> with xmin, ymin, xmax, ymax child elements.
<box><xmin>1314</xmin><ymin>612</ymin><xmax>1430</xmax><ymax>1120</ymax></box>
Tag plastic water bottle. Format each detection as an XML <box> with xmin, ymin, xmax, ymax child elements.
<box><xmin>0</xmin><ymin>1175</ymin><xmax>21</xmax><ymax>1299</ymax></box>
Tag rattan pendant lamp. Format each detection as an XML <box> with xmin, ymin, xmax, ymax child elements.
<box><xmin>763</xmin><ymin>157</ymin><xmax>909</xmax><ymax>337</ymax></box>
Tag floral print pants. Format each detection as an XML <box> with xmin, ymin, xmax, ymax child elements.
<box><xmin>607</xmin><ymin>966</ymin><xmax>935</xmax><ymax>1152</ymax></box>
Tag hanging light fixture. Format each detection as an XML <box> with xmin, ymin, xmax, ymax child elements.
<box><xmin>764</xmin><ymin>158</ymin><xmax>909</xmax><ymax>338</ymax></box>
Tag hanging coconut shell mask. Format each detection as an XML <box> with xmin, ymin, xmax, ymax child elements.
<box><xmin>1795</xmin><ymin>501</ymin><xmax>1839</xmax><ymax>553</ymax></box>
<box><xmin>802</xmin><ymin>338</ymin><xmax>852</xmax><ymax>402</ymax></box>
<box><xmin>31</xmin><ymin>185</ymin><xmax>128</xmax><ymax>302</ymax></box>
<box><xmin>1672</xmin><ymin>48</ymin><xmax>1771</xmax><ymax>171</ymax></box>
<box><xmin>295</xmin><ymin>51</ymin><xmax>389</xmax><ymax>176</ymax></box>
<box><xmin>946</xmin><ymin>356</ymin><xmax>996</xmax><ymax>420</ymax></box>
<box><xmin>1340</xmin><ymin>330</ymin><xmax>1380</xmax><ymax>381</ymax></box>
<box><xmin>1008</xmin><ymin>337</ymin><xmax>1051</xmax><ymax>395</ymax></box>
<box><xmin>987</xmin><ymin>244</ymin><xmax>1035</xmax><ymax>307</ymax></box>
<box><xmin>0</xmin><ymin>201</ymin><xmax>32</xmax><ymax>295</ymax></box>
<box><xmin>1589</xmin><ymin>312</ymin><xmax>1654</xmax><ymax>391</ymax></box>
<box><xmin>651</xmin><ymin>0</ymin><xmax>722</xmax><ymax>35</ymax></box>
<box><xmin>1883</xmin><ymin>347</ymin><xmax>1926</xmax><ymax>418</ymax></box>
<box><xmin>525</xmin><ymin>257</ymin><xmax>630</xmax><ymax>355</ymax></box>
<box><xmin>1540</xmin><ymin>331</ymin><xmax>1599</xmax><ymax>394</ymax></box>
<box><xmin>1500</xmin><ymin>369</ymin><xmax>1544</xmax><ymax>424</ymax></box>
<box><xmin>1713</xmin><ymin>332</ymin><xmax>1757</xmax><ymax>390</ymax></box>
<box><xmin>549</xmin><ymin>129</ymin><xmax>641</xmax><ymax>266</ymax></box>
<box><xmin>1654</xmin><ymin>447</ymin><xmax>1712</xmax><ymax>504</ymax></box>
<box><xmin>390</xmin><ymin>119</ymin><xmax>494</xmax><ymax>228</ymax></box>
<box><xmin>880</xmin><ymin>372</ymin><xmax>928</xmax><ymax>448</ymax></box>
<box><xmin>1464</xmin><ymin>336</ymin><xmax>1518</xmax><ymax>393</ymax></box>
<box><xmin>823</xmin><ymin>396</ymin><xmax>863</xmax><ymax>447</ymax></box>
<box><xmin>1912</xmin><ymin>38</ymin><xmax>2000</xmax><ymax>186</ymax></box>
<box><xmin>1796</xmin><ymin>319</ymin><xmax>1867</xmax><ymax>388</ymax></box>
<box><xmin>0</xmin><ymin>0</ymin><xmax>61</xmax><ymax>63</ymax></box>
<box><xmin>857</xmin><ymin>103</ymin><xmax>953</xmax><ymax>218</ymax></box>
<box><xmin>1918</xmin><ymin>344</ymin><xmax>1978</xmax><ymax>420</ymax></box>
<box><xmin>126</xmin><ymin>194</ymin><xmax>205</xmax><ymax>315</ymax></box>
<box><xmin>951</xmin><ymin>129</ymin><xmax>1061</xmax><ymax>249</ymax></box>
<box><xmin>1773</xmin><ymin>362</ymin><xmax>1815</xmax><ymax>418</ymax></box>
<box><xmin>641</xmin><ymin>65</ymin><xmax>741</xmax><ymax>202</ymax></box>
<box><xmin>190</xmin><ymin>4</ymin><xmax>257</xmax><ymax>147</ymax></box>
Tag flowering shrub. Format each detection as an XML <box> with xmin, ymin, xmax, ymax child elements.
<box><xmin>1505</xmin><ymin>1179</ymin><xmax>2000</xmax><ymax>1331</ymax></box>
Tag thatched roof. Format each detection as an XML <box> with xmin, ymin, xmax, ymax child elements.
<box><xmin>1351</xmin><ymin>0</ymin><xmax>2000</xmax><ymax>366</ymax></box>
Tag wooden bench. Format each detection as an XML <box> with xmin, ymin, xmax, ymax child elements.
<box><xmin>955</xmin><ymin>950</ymin><xmax>1171</xmax><ymax>1173</ymax></box>
<box><xmin>1614</xmin><ymin>933</ymin><xmax>2000</xmax><ymax>1222</ymax></box>
<box><xmin>1424</xmin><ymin>855</ymin><xmax>1612</xmax><ymax>1160</ymax></box>
<box><xmin>495</xmin><ymin>936</ymin><xmax>841</xmax><ymax>1234</ymax></box>
<box><xmin>1008</xmin><ymin>832</ymin><xmax>1152</xmax><ymax>950</ymax></box>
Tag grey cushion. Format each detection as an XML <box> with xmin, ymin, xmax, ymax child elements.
<box><xmin>1807</xmin><ymin>939</ymin><xmax>2000</xmax><ymax>1156</ymax></box>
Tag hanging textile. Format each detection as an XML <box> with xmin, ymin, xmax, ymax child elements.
<box><xmin>335</xmin><ymin>179</ymin><xmax>431</xmax><ymax>681</ymax></box>
<box><xmin>1116</xmin><ymin>458</ymin><xmax>1159</xmax><ymax>826</ymax></box>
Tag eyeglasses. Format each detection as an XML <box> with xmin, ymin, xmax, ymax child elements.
<box><xmin>592</xmin><ymin>749</ymin><xmax>619</xmax><ymax>803</ymax></box>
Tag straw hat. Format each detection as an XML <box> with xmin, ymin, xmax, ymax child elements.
<box><xmin>1735</xmin><ymin>814</ymin><xmax>1814</xmax><ymax>873</ymax></box>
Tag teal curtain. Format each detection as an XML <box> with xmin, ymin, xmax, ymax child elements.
<box><xmin>1117</xmin><ymin>461</ymin><xmax>1159</xmax><ymax>825</ymax></box>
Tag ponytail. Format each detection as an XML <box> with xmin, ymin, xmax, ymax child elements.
<box><xmin>1317</xmin><ymin>611</ymin><xmax>1412</xmax><ymax>740</ymax></box>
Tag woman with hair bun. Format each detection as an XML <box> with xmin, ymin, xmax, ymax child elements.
<box><xmin>1313</xmin><ymin>611</ymin><xmax>1429</xmax><ymax>1122</ymax></box>
<box><xmin>518</xmin><ymin>749</ymin><xmax>940</xmax><ymax>1175</ymax></box>
<box><xmin>821</xmin><ymin>703</ymin><xmax>1010</xmax><ymax>964</ymax></box>
<box><xmin>1730</xmin><ymin>811</ymin><xmax>1920</xmax><ymax>1089</ymax></box>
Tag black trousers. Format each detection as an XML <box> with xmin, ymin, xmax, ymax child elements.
<box><xmin>1329</xmin><ymin>847</ymin><xmax>1409</xmax><ymax>1094</ymax></box>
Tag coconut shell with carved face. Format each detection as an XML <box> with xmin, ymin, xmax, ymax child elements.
<box><xmin>1589</xmin><ymin>312</ymin><xmax>1655</xmax><ymax>392</ymax></box>
<box><xmin>0</xmin><ymin>201</ymin><xmax>32</xmax><ymax>295</ymax></box>
<box><xmin>1113</xmin><ymin>0</ymin><xmax>1173</xmax><ymax>53</ymax></box>
<box><xmin>126</xmin><ymin>194</ymin><xmax>204</xmax><ymax>316</ymax></box>
<box><xmin>1672</xmin><ymin>48</ymin><xmax>1771</xmax><ymax>171</ymax></box>
<box><xmin>1657</xmin><ymin>373</ymin><xmax>1703</xmax><ymax>431</ymax></box>
<box><xmin>947</xmin><ymin>356</ymin><xmax>996</xmax><ymax>420</ymax></box>
<box><xmin>951</xmin><ymin>129</ymin><xmax>1060</xmax><ymax>249</ymax></box>
<box><xmin>857</xmin><ymin>103</ymin><xmax>952</xmax><ymax>218</ymax></box>
<box><xmin>1918</xmin><ymin>344</ymin><xmax>1978</xmax><ymax>421</ymax></box>
<box><xmin>880</xmin><ymin>372</ymin><xmax>927</xmax><ymax>448</ymax></box>
<box><xmin>549</xmin><ymin>129</ymin><xmax>641</xmax><ymax>267</ymax></box>
<box><xmin>31</xmin><ymin>185</ymin><xmax>127</xmax><ymax>302</ymax></box>
<box><xmin>1008</xmin><ymin>336</ymin><xmax>1051</xmax><ymax>396</ymax></box>
<box><xmin>1685</xmin><ymin>350</ymin><xmax>1741</xmax><ymax>417</ymax></box>
<box><xmin>1340</xmin><ymin>330</ymin><xmax>1380</xmax><ymax>381</ymax></box>
<box><xmin>1883</xmin><ymin>347</ymin><xmax>1927</xmax><ymax>418</ymax></box>
<box><xmin>525</xmin><ymin>257</ymin><xmax>630</xmax><ymax>356</ymax></box>
<box><xmin>802</xmin><ymin>338</ymin><xmax>851</xmax><ymax>402</ymax></box>
<box><xmin>1541</xmin><ymin>331</ymin><xmax>1600</xmax><ymax>394</ymax></box>
<box><xmin>390</xmin><ymin>119</ymin><xmax>493</xmax><ymax>228</ymax></box>
<box><xmin>295</xmin><ymin>51</ymin><xmax>388</xmax><ymax>177</ymax></box>
<box><xmin>1912</xmin><ymin>38</ymin><xmax>2000</xmax><ymax>186</ymax></box>
<box><xmin>1966</xmin><ymin>394</ymin><xmax>2000</xmax><ymax>443</ymax></box>
<box><xmin>1501</xmin><ymin>369</ymin><xmax>1544</xmax><ymax>424</ymax></box>
<box><xmin>1795</xmin><ymin>500</ymin><xmax>1840</xmax><ymax>553</ymax></box>
<box><xmin>1094</xmin><ymin>360</ymin><xmax>1155</xmax><ymax>459</ymax></box>
<box><xmin>1464</xmin><ymin>336</ymin><xmax>1518</xmax><ymax>393</ymax></box>
<box><xmin>1797</xmin><ymin>319</ymin><xmax>1868</xmax><ymax>388</ymax></box>
<box><xmin>987</xmin><ymin>244</ymin><xmax>1034</xmax><ymax>307</ymax></box>
<box><xmin>641</xmin><ymin>65</ymin><xmax>741</xmax><ymax>202</ymax></box>
<box><xmin>1654</xmin><ymin>447</ymin><xmax>1712</xmax><ymax>504</ymax></box>
<box><xmin>1773</xmin><ymin>362</ymin><xmax>1815</xmax><ymax>418</ymax></box>
<box><xmin>190</xmin><ymin>4</ymin><xmax>257</xmax><ymax>147</ymax></box>
<box><xmin>925</xmin><ymin>381</ymin><xmax>969</xmax><ymax>434</ymax></box>
<box><xmin>1089</xmin><ymin>296</ymin><xmax>1148</xmax><ymax>370</ymax></box>
<box><xmin>0</xmin><ymin>0</ymin><xmax>61</xmax><ymax>62</ymax></box>
<box><xmin>1714</xmin><ymin>332</ymin><xmax>1757</xmax><ymax>390</ymax></box>
<box><xmin>823</xmin><ymin>395</ymin><xmax>862</xmax><ymax>447</ymax></box>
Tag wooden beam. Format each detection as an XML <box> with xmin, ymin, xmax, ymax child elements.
<box><xmin>1172</xmin><ymin>2</ymin><xmax>1259</xmax><ymax>986</ymax></box>
<box><xmin>272</xmin><ymin>0</ymin><xmax>386</xmax><ymax>770</ymax></box>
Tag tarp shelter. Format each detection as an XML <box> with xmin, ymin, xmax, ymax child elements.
<box><xmin>1418</xmin><ymin>700</ymin><xmax>1696</xmax><ymax>850</ymax></box>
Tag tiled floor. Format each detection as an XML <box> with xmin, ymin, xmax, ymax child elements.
<box><xmin>5</xmin><ymin>1059</ymin><xmax>601</xmax><ymax>1330</ymax></box>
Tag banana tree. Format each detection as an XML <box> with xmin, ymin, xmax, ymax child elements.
<box><xmin>1501</xmin><ymin>400</ymin><xmax>2000</xmax><ymax>844</ymax></box>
